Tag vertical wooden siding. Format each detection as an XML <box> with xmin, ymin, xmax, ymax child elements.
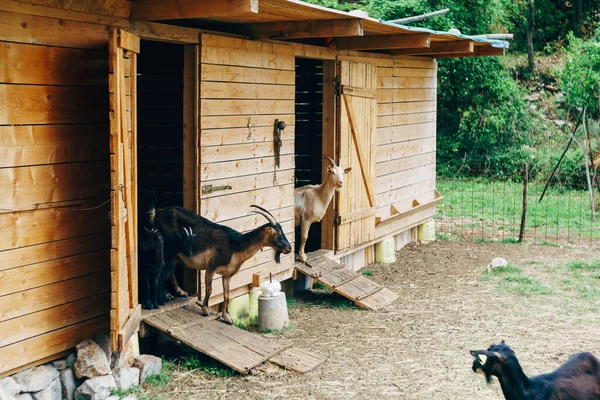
<box><xmin>198</xmin><ymin>34</ymin><xmax>296</xmax><ymax>303</ymax></box>
<box><xmin>0</xmin><ymin>11</ymin><xmax>111</xmax><ymax>375</ymax></box>
<box><xmin>374</xmin><ymin>57</ymin><xmax>438</xmax><ymax>238</ymax></box>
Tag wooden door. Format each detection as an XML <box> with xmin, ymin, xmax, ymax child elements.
<box><xmin>336</xmin><ymin>58</ymin><xmax>377</xmax><ymax>251</ymax></box>
<box><xmin>109</xmin><ymin>28</ymin><xmax>141</xmax><ymax>351</ymax></box>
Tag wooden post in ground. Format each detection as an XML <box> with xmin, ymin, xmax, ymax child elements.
<box><xmin>583</xmin><ymin>110</ymin><xmax>596</xmax><ymax>222</ymax></box>
<box><xmin>518</xmin><ymin>163</ymin><xmax>528</xmax><ymax>243</ymax></box>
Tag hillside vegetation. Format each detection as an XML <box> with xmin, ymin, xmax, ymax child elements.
<box><xmin>307</xmin><ymin>0</ymin><xmax>600</xmax><ymax>183</ymax></box>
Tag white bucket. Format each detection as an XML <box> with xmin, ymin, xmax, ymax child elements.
<box><xmin>375</xmin><ymin>236</ymin><xmax>396</xmax><ymax>264</ymax></box>
<box><xmin>258</xmin><ymin>292</ymin><xmax>289</xmax><ymax>331</ymax></box>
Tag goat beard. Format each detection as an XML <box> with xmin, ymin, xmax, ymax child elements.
<box><xmin>274</xmin><ymin>251</ymin><xmax>282</xmax><ymax>263</ymax></box>
<box><xmin>473</xmin><ymin>359</ymin><xmax>493</xmax><ymax>384</ymax></box>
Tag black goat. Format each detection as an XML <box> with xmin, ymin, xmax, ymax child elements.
<box><xmin>150</xmin><ymin>205</ymin><xmax>292</xmax><ymax>324</ymax></box>
<box><xmin>471</xmin><ymin>341</ymin><xmax>600</xmax><ymax>399</ymax></box>
<box><xmin>138</xmin><ymin>227</ymin><xmax>164</xmax><ymax>310</ymax></box>
<box><xmin>158</xmin><ymin>226</ymin><xmax>196</xmax><ymax>304</ymax></box>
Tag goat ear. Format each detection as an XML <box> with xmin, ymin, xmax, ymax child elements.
<box><xmin>327</xmin><ymin>166</ymin><xmax>332</xmax><ymax>173</ymax></box>
<box><xmin>265</xmin><ymin>226</ymin><xmax>275</xmax><ymax>235</ymax></box>
<box><xmin>344</xmin><ymin>167</ymin><xmax>352</xmax><ymax>174</ymax></box>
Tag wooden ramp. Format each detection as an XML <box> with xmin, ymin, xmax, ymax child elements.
<box><xmin>295</xmin><ymin>250</ymin><xmax>399</xmax><ymax>310</ymax></box>
<box><xmin>142</xmin><ymin>303</ymin><xmax>323</xmax><ymax>374</ymax></box>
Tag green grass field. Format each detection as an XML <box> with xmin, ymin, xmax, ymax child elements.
<box><xmin>435</xmin><ymin>177</ymin><xmax>600</xmax><ymax>247</ymax></box>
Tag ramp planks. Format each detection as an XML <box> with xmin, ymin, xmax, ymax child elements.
<box><xmin>142</xmin><ymin>303</ymin><xmax>323</xmax><ymax>374</ymax></box>
<box><xmin>295</xmin><ymin>251</ymin><xmax>398</xmax><ymax>310</ymax></box>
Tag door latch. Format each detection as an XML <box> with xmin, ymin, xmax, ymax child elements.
<box><xmin>202</xmin><ymin>184</ymin><xmax>232</xmax><ymax>194</ymax></box>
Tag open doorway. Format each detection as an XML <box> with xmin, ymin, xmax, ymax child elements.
<box><xmin>137</xmin><ymin>40</ymin><xmax>185</xmax><ymax>220</ymax></box>
<box><xmin>294</xmin><ymin>58</ymin><xmax>324</xmax><ymax>253</ymax></box>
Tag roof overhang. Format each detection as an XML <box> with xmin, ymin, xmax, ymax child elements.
<box><xmin>131</xmin><ymin>0</ymin><xmax>509</xmax><ymax>58</ymax></box>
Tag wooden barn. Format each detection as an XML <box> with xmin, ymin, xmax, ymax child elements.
<box><xmin>0</xmin><ymin>0</ymin><xmax>507</xmax><ymax>376</ymax></box>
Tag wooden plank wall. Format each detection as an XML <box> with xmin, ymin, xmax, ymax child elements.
<box><xmin>294</xmin><ymin>57</ymin><xmax>323</xmax><ymax>253</ymax></box>
<box><xmin>137</xmin><ymin>41</ymin><xmax>184</xmax><ymax>214</ymax></box>
<box><xmin>0</xmin><ymin>10</ymin><xmax>111</xmax><ymax>375</ymax></box>
<box><xmin>374</xmin><ymin>57</ymin><xmax>438</xmax><ymax>238</ymax></box>
<box><xmin>199</xmin><ymin>34</ymin><xmax>296</xmax><ymax>303</ymax></box>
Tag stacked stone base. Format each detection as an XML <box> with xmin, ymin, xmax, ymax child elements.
<box><xmin>0</xmin><ymin>334</ymin><xmax>162</xmax><ymax>400</ymax></box>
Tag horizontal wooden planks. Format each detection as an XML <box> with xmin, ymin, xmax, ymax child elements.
<box><xmin>0</xmin><ymin>315</ymin><xmax>108</xmax><ymax>375</ymax></box>
<box><xmin>0</xmin><ymin>125</ymin><xmax>108</xmax><ymax>168</ymax></box>
<box><xmin>377</xmin><ymin>111</ymin><xmax>436</xmax><ymax>127</ymax></box>
<box><xmin>0</xmin><ymin>41</ymin><xmax>107</xmax><ymax>86</ymax></box>
<box><xmin>0</xmin><ymin>292</ymin><xmax>109</xmax><ymax>347</ymax></box>
<box><xmin>376</xmin><ymin>179</ymin><xmax>436</xmax><ymax>210</ymax></box>
<box><xmin>201</xmin><ymin>114</ymin><xmax>295</xmax><ymax>130</ymax></box>
<box><xmin>0</xmin><ymin>200</ymin><xmax>111</xmax><ymax>252</ymax></box>
<box><xmin>376</xmin><ymin>152</ymin><xmax>436</xmax><ymax>177</ymax></box>
<box><xmin>201</xmin><ymin>185</ymin><xmax>294</xmax><ymax>223</ymax></box>
<box><xmin>201</xmin><ymin>99</ymin><xmax>295</xmax><ymax>116</ymax></box>
<box><xmin>0</xmin><ymin>162</ymin><xmax>109</xmax><ymax>212</ymax></box>
<box><xmin>0</xmin><ymin>232</ymin><xmax>110</xmax><ymax>272</ymax></box>
<box><xmin>377</xmin><ymin>121</ymin><xmax>436</xmax><ymax>145</ymax></box>
<box><xmin>0</xmin><ymin>10</ymin><xmax>109</xmax><ymax>50</ymax></box>
<box><xmin>0</xmin><ymin>85</ymin><xmax>107</xmax><ymax>125</ymax></box>
<box><xmin>200</xmin><ymin>138</ymin><xmax>294</xmax><ymax>164</ymax></box>
<box><xmin>376</xmin><ymin>164</ymin><xmax>436</xmax><ymax>195</ymax></box>
<box><xmin>376</xmin><ymin>137</ymin><xmax>436</xmax><ymax>163</ymax></box>
<box><xmin>0</xmin><ymin>249</ymin><xmax>109</xmax><ymax>296</ymax></box>
<box><xmin>201</xmin><ymin>170</ymin><xmax>294</xmax><ymax>199</ymax></box>
<box><xmin>377</xmin><ymin>76</ymin><xmax>437</xmax><ymax>89</ymax></box>
<box><xmin>0</xmin><ymin>271</ymin><xmax>110</xmax><ymax>321</ymax></box>
<box><xmin>200</xmin><ymin>81</ymin><xmax>295</xmax><ymax>100</ymax></box>
<box><xmin>377</xmin><ymin>88</ymin><xmax>436</xmax><ymax>103</ymax></box>
<box><xmin>377</xmin><ymin>101</ymin><xmax>437</xmax><ymax>116</ymax></box>
<box><xmin>201</xmin><ymin>64</ymin><xmax>295</xmax><ymax>85</ymax></box>
<box><xmin>201</xmin><ymin>34</ymin><xmax>295</xmax><ymax>70</ymax></box>
<box><xmin>201</xmin><ymin>125</ymin><xmax>294</xmax><ymax>147</ymax></box>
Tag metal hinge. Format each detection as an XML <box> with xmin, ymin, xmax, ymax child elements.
<box><xmin>334</xmin><ymin>75</ymin><xmax>340</xmax><ymax>96</ymax></box>
<box><xmin>202</xmin><ymin>184</ymin><xmax>232</xmax><ymax>194</ymax></box>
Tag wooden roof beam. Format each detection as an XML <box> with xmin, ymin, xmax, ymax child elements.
<box><xmin>333</xmin><ymin>33</ymin><xmax>430</xmax><ymax>51</ymax></box>
<box><xmin>131</xmin><ymin>0</ymin><xmax>258</xmax><ymax>21</ymax></box>
<box><xmin>390</xmin><ymin>40</ymin><xmax>473</xmax><ymax>56</ymax></box>
<box><xmin>435</xmin><ymin>45</ymin><xmax>505</xmax><ymax>58</ymax></box>
<box><xmin>243</xmin><ymin>18</ymin><xmax>363</xmax><ymax>39</ymax></box>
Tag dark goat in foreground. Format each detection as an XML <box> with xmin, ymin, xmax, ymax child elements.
<box><xmin>150</xmin><ymin>205</ymin><xmax>292</xmax><ymax>324</ymax></box>
<box><xmin>158</xmin><ymin>226</ymin><xmax>196</xmax><ymax>304</ymax></box>
<box><xmin>471</xmin><ymin>341</ymin><xmax>600</xmax><ymax>400</ymax></box>
<box><xmin>138</xmin><ymin>227</ymin><xmax>164</xmax><ymax>310</ymax></box>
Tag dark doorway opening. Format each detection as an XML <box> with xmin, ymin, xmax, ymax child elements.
<box><xmin>294</xmin><ymin>57</ymin><xmax>324</xmax><ymax>254</ymax></box>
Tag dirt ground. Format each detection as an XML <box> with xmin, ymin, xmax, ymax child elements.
<box><xmin>145</xmin><ymin>241</ymin><xmax>600</xmax><ymax>400</ymax></box>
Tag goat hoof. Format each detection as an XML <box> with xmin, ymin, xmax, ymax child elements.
<box><xmin>175</xmin><ymin>291</ymin><xmax>188</xmax><ymax>298</ymax></box>
<box><xmin>220</xmin><ymin>316</ymin><xmax>233</xmax><ymax>325</ymax></box>
<box><xmin>141</xmin><ymin>302</ymin><xmax>152</xmax><ymax>310</ymax></box>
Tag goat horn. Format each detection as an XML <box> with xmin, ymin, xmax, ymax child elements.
<box><xmin>183</xmin><ymin>227</ymin><xmax>189</xmax><ymax>235</ymax></box>
<box><xmin>144</xmin><ymin>227</ymin><xmax>151</xmax><ymax>233</ymax></box>
<box><xmin>249</xmin><ymin>205</ymin><xmax>277</xmax><ymax>225</ymax></box>
<box><xmin>323</xmin><ymin>156</ymin><xmax>336</xmax><ymax>167</ymax></box>
<box><xmin>188</xmin><ymin>226</ymin><xmax>193</xmax><ymax>234</ymax></box>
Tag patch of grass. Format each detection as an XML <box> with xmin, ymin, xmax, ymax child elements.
<box><xmin>524</xmin><ymin>260</ymin><xmax>543</xmax><ymax>265</ymax></box>
<box><xmin>177</xmin><ymin>356</ymin><xmax>236</xmax><ymax>377</ymax></box>
<box><xmin>435</xmin><ymin>232</ymin><xmax>451</xmax><ymax>241</ymax></box>
<box><xmin>261</xmin><ymin>322</ymin><xmax>294</xmax><ymax>335</ymax></box>
<box><xmin>362</xmin><ymin>270</ymin><xmax>374</xmax><ymax>276</ymax></box>
<box><xmin>144</xmin><ymin>361</ymin><xmax>174</xmax><ymax>388</ymax></box>
<box><xmin>485</xmin><ymin>263</ymin><xmax>551</xmax><ymax>297</ymax></box>
<box><xmin>488</xmin><ymin>265</ymin><xmax>524</xmax><ymax>275</ymax></box>
<box><xmin>498</xmin><ymin>274</ymin><xmax>552</xmax><ymax>297</ymax></box>
<box><xmin>565</xmin><ymin>260</ymin><xmax>600</xmax><ymax>271</ymax></box>
<box><xmin>502</xmin><ymin>238</ymin><xmax>520</xmax><ymax>244</ymax></box>
<box><xmin>286</xmin><ymin>296</ymin><xmax>297</xmax><ymax>309</ymax></box>
<box><xmin>311</xmin><ymin>296</ymin><xmax>360</xmax><ymax>310</ymax></box>
<box><xmin>313</xmin><ymin>281</ymin><xmax>328</xmax><ymax>290</ymax></box>
<box><xmin>111</xmin><ymin>387</ymin><xmax>147</xmax><ymax>400</ymax></box>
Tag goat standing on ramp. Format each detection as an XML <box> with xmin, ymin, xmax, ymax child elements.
<box><xmin>150</xmin><ymin>205</ymin><xmax>292</xmax><ymax>324</ymax></box>
<box><xmin>471</xmin><ymin>341</ymin><xmax>600</xmax><ymax>399</ymax></box>
<box><xmin>294</xmin><ymin>156</ymin><xmax>351</xmax><ymax>262</ymax></box>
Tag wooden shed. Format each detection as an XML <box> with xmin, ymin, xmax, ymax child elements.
<box><xmin>0</xmin><ymin>0</ymin><xmax>507</xmax><ymax>376</ymax></box>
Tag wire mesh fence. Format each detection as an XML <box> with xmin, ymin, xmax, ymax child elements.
<box><xmin>435</xmin><ymin>169</ymin><xmax>600</xmax><ymax>248</ymax></box>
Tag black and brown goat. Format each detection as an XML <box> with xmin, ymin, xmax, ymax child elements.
<box><xmin>138</xmin><ymin>227</ymin><xmax>164</xmax><ymax>310</ymax></box>
<box><xmin>158</xmin><ymin>226</ymin><xmax>196</xmax><ymax>304</ymax></box>
<box><xmin>471</xmin><ymin>341</ymin><xmax>600</xmax><ymax>400</ymax></box>
<box><xmin>150</xmin><ymin>205</ymin><xmax>292</xmax><ymax>324</ymax></box>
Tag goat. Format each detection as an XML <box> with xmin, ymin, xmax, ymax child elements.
<box><xmin>150</xmin><ymin>205</ymin><xmax>292</xmax><ymax>324</ymax></box>
<box><xmin>294</xmin><ymin>156</ymin><xmax>351</xmax><ymax>262</ymax></box>
<box><xmin>158</xmin><ymin>226</ymin><xmax>196</xmax><ymax>305</ymax></box>
<box><xmin>471</xmin><ymin>341</ymin><xmax>600</xmax><ymax>400</ymax></box>
<box><xmin>138</xmin><ymin>227</ymin><xmax>164</xmax><ymax>310</ymax></box>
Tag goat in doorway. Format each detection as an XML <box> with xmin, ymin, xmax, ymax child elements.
<box><xmin>294</xmin><ymin>156</ymin><xmax>351</xmax><ymax>262</ymax></box>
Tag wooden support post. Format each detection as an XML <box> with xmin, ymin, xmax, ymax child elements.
<box><xmin>518</xmin><ymin>163</ymin><xmax>528</xmax><ymax>243</ymax></box>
